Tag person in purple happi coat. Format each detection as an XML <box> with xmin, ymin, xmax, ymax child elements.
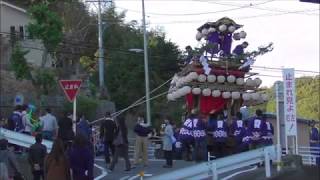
<box><xmin>309</xmin><ymin>120</ymin><xmax>320</xmax><ymax>166</ymax></box>
<box><xmin>230</xmin><ymin>112</ymin><xmax>246</xmax><ymax>153</ymax></box>
<box><xmin>262</xmin><ymin>117</ymin><xmax>274</xmax><ymax>146</ymax></box>
<box><xmin>248</xmin><ymin>109</ymin><xmax>267</xmax><ymax>149</ymax></box>
<box><xmin>212</xmin><ymin>112</ymin><xmax>229</xmax><ymax>158</ymax></box>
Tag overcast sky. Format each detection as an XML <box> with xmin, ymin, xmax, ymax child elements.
<box><xmin>111</xmin><ymin>0</ymin><xmax>319</xmax><ymax>87</ymax></box>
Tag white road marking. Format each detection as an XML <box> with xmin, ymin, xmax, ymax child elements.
<box><xmin>220</xmin><ymin>166</ymin><xmax>258</xmax><ymax>180</ymax></box>
<box><xmin>94</xmin><ymin>163</ymin><xmax>108</xmax><ymax>180</ymax></box>
<box><xmin>128</xmin><ymin>174</ymin><xmax>152</xmax><ymax>180</ymax></box>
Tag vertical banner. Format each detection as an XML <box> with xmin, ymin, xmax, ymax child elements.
<box><xmin>282</xmin><ymin>69</ymin><xmax>297</xmax><ymax>136</ymax></box>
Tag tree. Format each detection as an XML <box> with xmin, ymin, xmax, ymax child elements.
<box><xmin>27</xmin><ymin>2</ymin><xmax>63</xmax><ymax>67</ymax></box>
<box><xmin>10</xmin><ymin>44</ymin><xmax>31</xmax><ymax>80</ymax></box>
<box><xmin>96</xmin><ymin>6</ymin><xmax>182</xmax><ymax>123</ymax></box>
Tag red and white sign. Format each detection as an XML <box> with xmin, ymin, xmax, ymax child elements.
<box><xmin>59</xmin><ymin>80</ymin><xmax>82</xmax><ymax>102</ymax></box>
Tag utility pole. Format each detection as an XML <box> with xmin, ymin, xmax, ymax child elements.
<box><xmin>141</xmin><ymin>0</ymin><xmax>151</xmax><ymax>126</ymax></box>
<box><xmin>98</xmin><ymin>0</ymin><xmax>105</xmax><ymax>91</ymax></box>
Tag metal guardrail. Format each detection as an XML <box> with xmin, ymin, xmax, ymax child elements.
<box><xmin>150</xmin><ymin>145</ymin><xmax>276</xmax><ymax>180</ymax></box>
<box><xmin>0</xmin><ymin>127</ymin><xmax>53</xmax><ymax>152</ymax></box>
<box><xmin>282</xmin><ymin>146</ymin><xmax>320</xmax><ymax>166</ymax></box>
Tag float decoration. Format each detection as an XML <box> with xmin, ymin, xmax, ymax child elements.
<box><xmin>169</xmin><ymin>17</ymin><xmax>273</xmax><ymax>120</ymax></box>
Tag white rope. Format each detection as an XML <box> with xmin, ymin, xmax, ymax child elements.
<box><xmin>90</xmin><ymin>78</ymin><xmax>172</xmax><ymax>124</ymax></box>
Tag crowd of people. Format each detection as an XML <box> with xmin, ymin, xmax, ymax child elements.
<box><xmin>0</xmin><ymin>105</ymin><xmax>94</xmax><ymax>180</ymax></box>
<box><xmin>0</xmin><ymin>105</ymin><xmax>319</xmax><ymax>179</ymax></box>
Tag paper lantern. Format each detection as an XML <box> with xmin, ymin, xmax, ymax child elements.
<box><xmin>201</xmin><ymin>28</ymin><xmax>209</xmax><ymax>36</ymax></box>
<box><xmin>228</xmin><ymin>25</ymin><xmax>236</xmax><ymax>33</ymax></box>
<box><xmin>192</xmin><ymin>87</ymin><xmax>201</xmax><ymax>95</ymax></box>
<box><xmin>233</xmin><ymin>33</ymin><xmax>241</xmax><ymax>40</ymax></box>
<box><xmin>182</xmin><ymin>86</ymin><xmax>192</xmax><ymax>95</ymax></box>
<box><xmin>196</xmin><ymin>31</ymin><xmax>202</xmax><ymax>41</ymax></box>
<box><xmin>219</xmin><ymin>24</ymin><xmax>227</xmax><ymax>32</ymax></box>
<box><xmin>246</xmin><ymin>78</ymin><xmax>255</xmax><ymax>86</ymax></box>
<box><xmin>222</xmin><ymin>92</ymin><xmax>231</xmax><ymax>99</ymax></box>
<box><xmin>207</xmin><ymin>75</ymin><xmax>216</xmax><ymax>83</ymax></box>
<box><xmin>251</xmin><ymin>93</ymin><xmax>260</xmax><ymax>100</ymax></box>
<box><xmin>231</xmin><ymin>92</ymin><xmax>241</xmax><ymax>99</ymax></box>
<box><xmin>212</xmin><ymin>90</ymin><xmax>221</xmax><ymax>97</ymax></box>
<box><xmin>261</xmin><ymin>94</ymin><xmax>268</xmax><ymax>101</ymax></box>
<box><xmin>167</xmin><ymin>93</ymin><xmax>174</xmax><ymax>101</ymax></box>
<box><xmin>236</xmin><ymin>78</ymin><xmax>245</xmax><ymax>85</ymax></box>
<box><xmin>217</xmin><ymin>75</ymin><xmax>226</xmax><ymax>83</ymax></box>
<box><xmin>254</xmin><ymin>78</ymin><xmax>262</xmax><ymax>87</ymax></box>
<box><xmin>202</xmin><ymin>88</ymin><xmax>211</xmax><ymax>96</ymax></box>
<box><xmin>188</xmin><ymin>72</ymin><xmax>198</xmax><ymax>80</ymax></box>
<box><xmin>239</xmin><ymin>31</ymin><xmax>247</xmax><ymax>39</ymax></box>
<box><xmin>208</xmin><ymin>27</ymin><xmax>216</xmax><ymax>33</ymax></box>
<box><xmin>227</xmin><ymin>75</ymin><xmax>236</xmax><ymax>83</ymax></box>
<box><xmin>198</xmin><ymin>74</ymin><xmax>207</xmax><ymax>82</ymax></box>
<box><xmin>242</xmin><ymin>93</ymin><xmax>251</xmax><ymax>101</ymax></box>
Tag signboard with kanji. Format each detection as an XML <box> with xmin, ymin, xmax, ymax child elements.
<box><xmin>282</xmin><ymin>69</ymin><xmax>297</xmax><ymax>136</ymax></box>
<box><xmin>59</xmin><ymin>80</ymin><xmax>82</xmax><ymax>102</ymax></box>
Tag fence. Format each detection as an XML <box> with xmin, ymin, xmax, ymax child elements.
<box><xmin>92</xmin><ymin>126</ymin><xmax>159</xmax><ymax>159</ymax></box>
<box><xmin>0</xmin><ymin>127</ymin><xmax>53</xmax><ymax>151</ymax></box>
<box><xmin>150</xmin><ymin>145</ymin><xmax>276</xmax><ymax>180</ymax></box>
<box><xmin>282</xmin><ymin>146</ymin><xmax>320</xmax><ymax>165</ymax></box>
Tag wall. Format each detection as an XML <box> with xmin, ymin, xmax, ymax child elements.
<box><xmin>269</xmin><ymin>117</ymin><xmax>310</xmax><ymax>148</ymax></box>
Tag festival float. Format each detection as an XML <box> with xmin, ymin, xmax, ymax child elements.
<box><xmin>167</xmin><ymin>17</ymin><xmax>273</xmax><ymax>120</ymax></box>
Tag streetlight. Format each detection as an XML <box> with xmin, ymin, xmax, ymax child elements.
<box><xmin>128</xmin><ymin>47</ymin><xmax>151</xmax><ymax>126</ymax></box>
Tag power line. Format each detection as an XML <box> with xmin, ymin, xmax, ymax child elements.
<box><xmin>115</xmin><ymin>0</ymin><xmax>275</xmax><ymax>16</ymax></box>
<box><xmin>9</xmin><ymin>43</ymin><xmax>320</xmax><ymax>76</ymax></box>
<box><xmin>203</xmin><ymin>0</ymin><xmax>319</xmax><ymax>16</ymax></box>
<box><xmin>148</xmin><ymin>8</ymin><xmax>319</xmax><ymax>25</ymax></box>
<box><xmin>252</xmin><ymin>66</ymin><xmax>320</xmax><ymax>74</ymax></box>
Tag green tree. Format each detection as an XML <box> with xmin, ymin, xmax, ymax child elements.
<box><xmin>27</xmin><ymin>2</ymin><xmax>63</xmax><ymax>67</ymax></box>
<box><xmin>10</xmin><ymin>44</ymin><xmax>31</xmax><ymax>80</ymax></box>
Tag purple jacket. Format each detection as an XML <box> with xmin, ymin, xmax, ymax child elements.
<box><xmin>262</xmin><ymin>121</ymin><xmax>274</xmax><ymax>145</ymax></box>
<box><xmin>179</xmin><ymin>118</ymin><xmax>206</xmax><ymax>143</ymax></box>
<box><xmin>230</xmin><ymin>120</ymin><xmax>245</xmax><ymax>143</ymax></box>
<box><xmin>212</xmin><ymin>120</ymin><xmax>228</xmax><ymax>143</ymax></box>
<box><xmin>68</xmin><ymin>145</ymin><xmax>94</xmax><ymax>180</ymax></box>
<box><xmin>220</xmin><ymin>33</ymin><xmax>232</xmax><ymax>55</ymax></box>
<box><xmin>248</xmin><ymin>116</ymin><xmax>267</xmax><ymax>144</ymax></box>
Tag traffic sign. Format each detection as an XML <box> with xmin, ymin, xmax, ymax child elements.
<box><xmin>59</xmin><ymin>80</ymin><xmax>82</xmax><ymax>102</ymax></box>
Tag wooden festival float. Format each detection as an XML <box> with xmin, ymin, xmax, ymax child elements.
<box><xmin>167</xmin><ymin>17</ymin><xmax>273</xmax><ymax>121</ymax></box>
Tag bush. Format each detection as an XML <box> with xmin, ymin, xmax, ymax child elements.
<box><xmin>64</xmin><ymin>95</ymin><xmax>98</xmax><ymax>121</ymax></box>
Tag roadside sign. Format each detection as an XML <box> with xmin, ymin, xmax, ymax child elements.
<box><xmin>59</xmin><ymin>80</ymin><xmax>82</xmax><ymax>102</ymax></box>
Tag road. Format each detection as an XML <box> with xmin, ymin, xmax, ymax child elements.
<box><xmin>93</xmin><ymin>157</ymin><xmax>195</xmax><ymax>180</ymax></box>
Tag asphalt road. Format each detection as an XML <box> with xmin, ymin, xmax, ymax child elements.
<box><xmin>94</xmin><ymin>157</ymin><xmax>195</xmax><ymax>180</ymax></box>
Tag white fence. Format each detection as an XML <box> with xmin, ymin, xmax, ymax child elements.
<box><xmin>150</xmin><ymin>145</ymin><xmax>276</xmax><ymax>180</ymax></box>
<box><xmin>0</xmin><ymin>127</ymin><xmax>53</xmax><ymax>151</ymax></box>
<box><xmin>282</xmin><ymin>146</ymin><xmax>320</xmax><ymax>165</ymax></box>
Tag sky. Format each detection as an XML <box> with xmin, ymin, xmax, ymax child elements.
<box><xmin>110</xmin><ymin>0</ymin><xmax>319</xmax><ymax>87</ymax></box>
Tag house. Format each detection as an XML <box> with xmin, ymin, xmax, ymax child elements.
<box><xmin>0</xmin><ymin>0</ymin><xmax>55</xmax><ymax>118</ymax></box>
<box><xmin>0</xmin><ymin>0</ymin><xmax>53</xmax><ymax>69</ymax></box>
<box><xmin>265</xmin><ymin>113</ymin><xmax>316</xmax><ymax>148</ymax></box>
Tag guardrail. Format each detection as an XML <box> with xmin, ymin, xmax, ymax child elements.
<box><xmin>0</xmin><ymin>127</ymin><xmax>53</xmax><ymax>152</ymax></box>
<box><xmin>150</xmin><ymin>145</ymin><xmax>276</xmax><ymax>180</ymax></box>
<box><xmin>282</xmin><ymin>146</ymin><xmax>320</xmax><ymax>165</ymax></box>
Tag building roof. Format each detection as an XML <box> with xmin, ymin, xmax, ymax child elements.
<box><xmin>0</xmin><ymin>0</ymin><xmax>27</xmax><ymax>14</ymax></box>
<box><xmin>264</xmin><ymin>113</ymin><xmax>318</xmax><ymax>125</ymax></box>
